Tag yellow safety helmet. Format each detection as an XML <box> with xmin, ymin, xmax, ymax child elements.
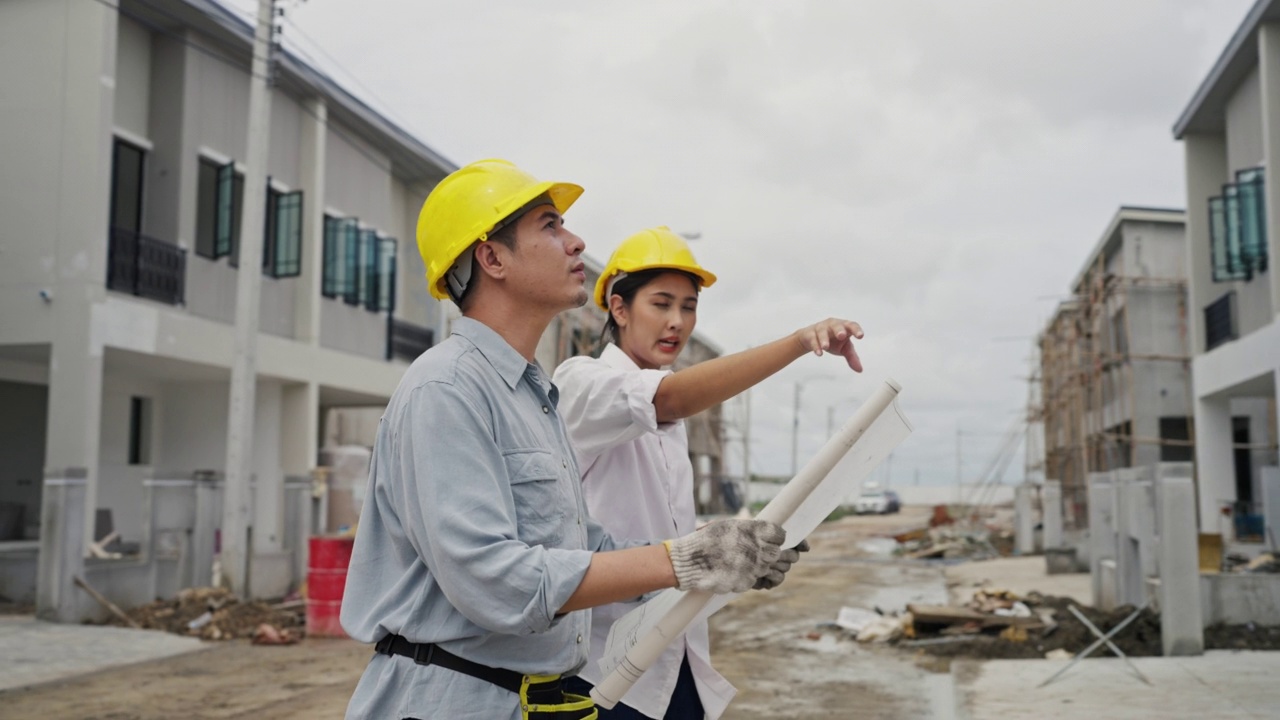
<box><xmin>416</xmin><ymin>159</ymin><xmax>584</xmax><ymax>300</ymax></box>
<box><xmin>594</xmin><ymin>226</ymin><xmax>717</xmax><ymax>311</ymax></box>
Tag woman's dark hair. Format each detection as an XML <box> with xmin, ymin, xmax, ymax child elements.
<box><xmin>601</xmin><ymin>268</ymin><xmax>701</xmax><ymax>344</ymax></box>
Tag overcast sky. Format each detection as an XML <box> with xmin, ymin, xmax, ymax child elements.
<box><xmin>224</xmin><ymin>0</ymin><xmax>1253</xmax><ymax>486</ymax></box>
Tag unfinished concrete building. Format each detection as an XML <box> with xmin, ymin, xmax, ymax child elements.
<box><xmin>1038</xmin><ymin>207</ymin><xmax>1195</xmax><ymax>529</ymax></box>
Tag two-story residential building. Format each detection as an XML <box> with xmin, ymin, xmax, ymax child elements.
<box><xmin>1039</xmin><ymin>207</ymin><xmax>1195</xmax><ymax>530</ymax></box>
<box><xmin>0</xmin><ymin>0</ymin><xmax>729</xmax><ymax>618</ymax></box>
<box><xmin>1174</xmin><ymin>0</ymin><xmax>1280</xmax><ymax>536</ymax></box>
<box><xmin>0</xmin><ymin>0</ymin><xmax>452</xmax><ymax>613</ymax></box>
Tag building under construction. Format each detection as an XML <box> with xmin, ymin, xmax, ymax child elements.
<box><xmin>1036</xmin><ymin>207</ymin><xmax>1195</xmax><ymax>529</ymax></box>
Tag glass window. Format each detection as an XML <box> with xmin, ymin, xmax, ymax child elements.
<box><xmin>342</xmin><ymin>218</ymin><xmax>361</xmax><ymax>305</ymax></box>
<box><xmin>218</xmin><ymin>162</ymin><xmax>243</xmax><ymax>263</ymax></box>
<box><xmin>195</xmin><ymin>159</ymin><xmax>220</xmax><ymax>258</ymax></box>
<box><xmin>264</xmin><ymin>188</ymin><xmax>303</xmax><ymax>278</ymax></box>
<box><xmin>110</xmin><ymin>139</ymin><xmax>145</xmax><ymax>234</ymax></box>
<box><xmin>376</xmin><ymin>237</ymin><xmax>397</xmax><ymax>313</ymax></box>
<box><xmin>1236</xmin><ymin>168</ymin><xmax>1268</xmax><ymax>275</ymax></box>
<box><xmin>322</xmin><ymin>215</ymin><xmax>342</xmax><ymax>297</ymax></box>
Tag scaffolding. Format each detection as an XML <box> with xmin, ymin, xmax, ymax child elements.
<box><xmin>1034</xmin><ymin>249</ymin><xmax>1194</xmax><ymax>530</ymax></box>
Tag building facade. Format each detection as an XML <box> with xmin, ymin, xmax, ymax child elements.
<box><xmin>1173</xmin><ymin>0</ymin><xmax>1280</xmax><ymax>534</ymax></box>
<box><xmin>0</xmin><ymin>0</ymin><xmax>726</xmax><ymax>617</ymax></box>
<box><xmin>0</xmin><ymin>0</ymin><xmax>453</xmax><ymax>614</ymax></box>
<box><xmin>1038</xmin><ymin>208</ymin><xmax>1195</xmax><ymax>529</ymax></box>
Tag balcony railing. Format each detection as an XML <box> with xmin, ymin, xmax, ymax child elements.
<box><xmin>107</xmin><ymin>226</ymin><xmax>186</xmax><ymax>305</ymax></box>
<box><xmin>386</xmin><ymin>317</ymin><xmax>433</xmax><ymax>362</ymax></box>
<box><xmin>1204</xmin><ymin>291</ymin><xmax>1237</xmax><ymax>352</ymax></box>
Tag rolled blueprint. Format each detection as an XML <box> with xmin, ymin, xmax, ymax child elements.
<box><xmin>590</xmin><ymin>378</ymin><xmax>910</xmax><ymax>709</ymax></box>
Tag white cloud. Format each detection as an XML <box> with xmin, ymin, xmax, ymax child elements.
<box><xmin>236</xmin><ymin>0</ymin><xmax>1255</xmax><ymax>482</ymax></box>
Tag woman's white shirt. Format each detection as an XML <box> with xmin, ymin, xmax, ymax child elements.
<box><xmin>553</xmin><ymin>343</ymin><xmax>735</xmax><ymax>720</ymax></box>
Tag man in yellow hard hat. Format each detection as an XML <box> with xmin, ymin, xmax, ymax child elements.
<box><xmin>340</xmin><ymin>159</ymin><xmax>802</xmax><ymax>720</ymax></box>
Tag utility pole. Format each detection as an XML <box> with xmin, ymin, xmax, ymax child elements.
<box><xmin>955</xmin><ymin>422</ymin><xmax>963</xmax><ymax>505</ymax></box>
<box><xmin>791</xmin><ymin>382</ymin><xmax>802</xmax><ymax>477</ymax></box>
<box><xmin>741</xmin><ymin>388</ymin><xmax>751</xmax><ymax>507</ymax></box>
<box><xmin>221</xmin><ymin>0</ymin><xmax>280</xmax><ymax>596</ymax></box>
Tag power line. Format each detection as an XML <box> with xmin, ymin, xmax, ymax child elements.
<box><xmin>93</xmin><ymin>0</ymin><xmax>404</xmax><ymax>175</ymax></box>
<box><xmin>281</xmin><ymin>14</ymin><xmax>420</xmax><ymax>133</ymax></box>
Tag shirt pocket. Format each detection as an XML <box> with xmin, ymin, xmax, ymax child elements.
<box><xmin>503</xmin><ymin>449</ymin><xmax>566</xmax><ymax>547</ymax></box>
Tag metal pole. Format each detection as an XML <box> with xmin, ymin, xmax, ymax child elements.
<box><xmin>791</xmin><ymin>382</ymin><xmax>801</xmax><ymax>477</ymax></box>
<box><xmin>221</xmin><ymin>0</ymin><xmax>277</xmax><ymax>597</ymax></box>
<box><xmin>742</xmin><ymin>387</ymin><xmax>751</xmax><ymax>505</ymax></box>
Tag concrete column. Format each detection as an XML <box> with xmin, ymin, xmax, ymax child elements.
<box><xmin>192</xmin><ymin>471</ymin><xmax>222</xmax><ymax>588</ymax></box>
<box><xmin>35</xmin><ymin>469</ymin><xmax>87</xmax><ymax>623</ymax></box>
<box><xmin>1157</xmin><ymin>462</ymin><xmax>1204</xmax><ymax>656</ymax></box>
<box><xmin>1114</xmin><ymin>468</ymin><xmax>1145</xmax><ymax>607</ymax></box>
<box><xmin>294</xmin><ymin>96</ymin><xmax>326</xmax><ymax>344</ymax></box>
<box><xmin>1262</xmin><ymin>466</ymin><xmax>1280</xmax><ymax>549</ymax></box>
<box><xmin>1014</xmin><ymin>483</ymin><xmax>1035</xmax><ymax>555</ymax></box>
<box><xmin>1088</xmin><ymin>471</ymin><xmax>1116</xmax><ymax>608</ymax></box>
<box><xmin>1257</xmin><ymin>25</ymin><xmax>1280</xmax><ymax>317</ymax></box>
<box><xmin>1194</xmin><ymin>395</ymin><xmax>1235</xmax><ymax>531</ymax></box>
<box><xmin>1043</xmin><ymin>480</ymin><xmax>1063</xmax><ymax>549</ymax></box>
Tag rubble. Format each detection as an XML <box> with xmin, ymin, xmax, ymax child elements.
<box><xmin>897</xmin><ymin>588</ymin><xmax>1280</xmax><ymax>659</ymax></box>
<box><xmin>109</xmin><ymin>587</ymin><xmax>305</xmax><ymax>641</ymax></box>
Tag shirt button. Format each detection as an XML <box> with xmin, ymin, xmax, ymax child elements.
<box><xmin>542</xmin><ymin>405</ymin><xmax>549</xmax><ymax>414</ymax></box>
<box><xmin>562</xmin><ymin>460</ymin><xmax>567</xmax><ymax>468</ymax></box>
<box><xmin>576</xmin><ymin>634</ymin><xmax>583</xmax><ymax>644</ymax></box>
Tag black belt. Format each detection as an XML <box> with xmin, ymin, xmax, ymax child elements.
<box><xmin>375</xmin><ymin>634</ymin><xmax>529</xmax><ymax>694</ymax></box>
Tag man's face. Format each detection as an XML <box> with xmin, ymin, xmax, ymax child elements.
<box><xmin>504</xmin><ymin>204</ymin><xmax>588</xmax><ymax>311</ymax></box>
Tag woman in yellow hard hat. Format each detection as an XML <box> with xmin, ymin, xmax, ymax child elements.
<box><xmin>553</xmin><ymin>227</ymin><xmax>864</xmax><ymax>720</ymax></box>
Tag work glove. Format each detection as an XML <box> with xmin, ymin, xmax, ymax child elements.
<box><xmin>753</xmin><ymin>539</ymin><xmax>810</xmax><ymax>590</ymax></box>
<box><xmin>666</xmin><ymin>519</ymin><xmax>785</xmax><ymax>594</ymax></box>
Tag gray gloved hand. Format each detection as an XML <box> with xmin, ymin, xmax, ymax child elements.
<box><xmin>667</xmin><ymin>519</ymin><xmax>785</xmax><ymax>594</ymax></box>
<box><xmin>753</xmin><ymin>538</ymin><xmax>810</xmax><ymax>590</ymax></box>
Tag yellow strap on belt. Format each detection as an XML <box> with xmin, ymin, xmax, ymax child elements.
<box><xmin>519</xmin><ymin>675</ymin><xmax>598</xmax><ymax>720</ymax></box>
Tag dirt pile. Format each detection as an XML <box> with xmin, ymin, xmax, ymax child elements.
<box><xmin>110</xmin><ymin>587</ymin><xmax>304</xmax><ymax>641</ymax></box>
<box><xmin>900</xmin><ymin>592</ymin><xmax>1280</xmax><ymax>659</ymax></box>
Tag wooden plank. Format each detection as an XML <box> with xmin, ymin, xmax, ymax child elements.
<box><xmin>74</xmin><ymin>575</ymin><xmax>140</xmax><ymax>629</ymax></box>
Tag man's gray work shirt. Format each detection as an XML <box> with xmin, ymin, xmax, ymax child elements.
<box><xmin>341</xmin><ymin>317</ymin><xmax>633</xmax><ymax>720</ymax></box>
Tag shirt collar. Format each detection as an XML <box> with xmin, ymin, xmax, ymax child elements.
<box><xmin>600</xmin><ymin>343</ymin><xmax>641</xmax><ymax>371</ymax></box>
<box><xmin>451</xmin><ymin>317</ymin><xmax>533</xmax><ymax>390</ymax></box>
<box><xmin>600</xmin><ymin>342</ymin><xmax>675</xmax><ymax>371</ymax></box>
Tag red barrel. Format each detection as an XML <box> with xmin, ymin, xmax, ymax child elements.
<box><xmin>307</xmin><ymin>536</ymin><xmax>355</xmax><ymax>638</ymax></box>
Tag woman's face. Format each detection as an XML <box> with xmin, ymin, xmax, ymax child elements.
<box><xmin>611</xmin><ymin>272</ymin><xmax>699</xmax><ymax>370</ymax></box>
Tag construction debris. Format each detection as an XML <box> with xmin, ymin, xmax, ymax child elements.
<box><xmin>109</xmin><ymin>587</ymin><xmax>305</xmax><ymax>641</ymax></box>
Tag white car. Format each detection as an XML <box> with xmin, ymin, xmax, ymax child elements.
<box><xmin>854</xmin><ymin>490</ymin><xmax>891</xmax><ymax>515</ymax></box>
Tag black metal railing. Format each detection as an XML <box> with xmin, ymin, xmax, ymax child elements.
<box><xmin>386</xmin><ymin>317</ymin><xmax>433</xmax><ymax>362</ymax></box>
<box><xmin>107</xmin><ymin>226</ymin><xmax>186</xmax><ymax>305</ymax></box>
<box><xmin>1204</xmin><ymin>291</ymin><xmax>1237</xmax><ymax>352</ymax></box>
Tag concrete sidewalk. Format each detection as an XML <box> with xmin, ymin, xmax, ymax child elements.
<box><xmin>0</xmin><ymin>615</ymin><xmax>206</xmax><ymax>693</ymax></box>
<box><xmin>953</xmin><ymin>651</ymin><xmax>1280</xmax><ymax>719</ymax></box>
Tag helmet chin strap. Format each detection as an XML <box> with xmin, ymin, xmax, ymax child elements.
<box><xmin>604</xmin><ymin>271</ymin><xmax>629</xmax><ymax>305</ymax></box>
<box><xmin>445</xmin><ymin>245</ymin><xmax>476</xmax><ymax>303</ymax></box>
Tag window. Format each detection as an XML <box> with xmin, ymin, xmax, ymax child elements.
<box><xmin>196</xmin><ymin>158</ymin><xmax>241</xmax><ymax>260</ymax></box>
<box><xmin>373</xmin><ymin>237</ymin><xmax>397</xmax><ymax>312</ymax></box>
<box><xmin>357</xmin><ymin>228</ymin><xmax>378</xmax><ymax>309</ymax></box>
<box><xmin>1204</xmin><ymin>291</ymin><xmax>1238</xmax><ymax>351</ymax></box>
<box><xmin>342</xmin><ymin>219</ymin><xmax>362</xmax><ymax>305</ymax></box>
<box><xmin>1159</xmin><ymin>417</ymin><xmax>1193</xmax><ymax>463</ymax></box>
<box><xmin>128</xmin><ymin>396</ymin><xmax>152</xmax><ymax>466</ymax></box>
<box><xmin>264</xmin><ymin>186</ymin><xmax>303</xmax><ymax>277</ymax></box>
<box><xmin>110</xmin><ymin>139</ymin><xmax>145</xmax><ymax>234</ymax></box>
<box><xmin>1209</xmin><ymin>168</ymin><xmax>1268</xmax><ymax>281</ymax></box>
<box><xmin>321</xmin><ymin>215</ymin><xmax>393</xmax><ymax>311</ymax></box>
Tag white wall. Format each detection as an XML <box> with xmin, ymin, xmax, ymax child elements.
<box><xmin>1226</xmin><ymin>67</ymin><xmax>1264</xmax><ymax>172</ymax></box>
<box><xmin>112</xmin><ymin>16</ymin><xmax>150</xmax><ymax>140</ymax></box>
<box><xmin>324</xmin><ymin>122</ymin><xmax>393</xmax><ymax>228</ymax></box>
<box><xmin>97</xmin><ymin>372</ymin><xmax>163</xmax><ymax>541</ymax></box>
